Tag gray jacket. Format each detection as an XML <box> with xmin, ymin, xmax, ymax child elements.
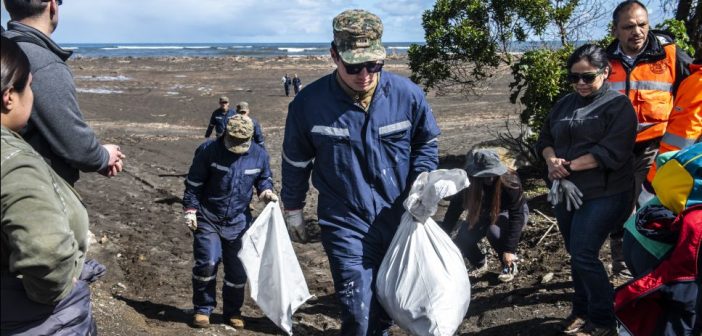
<box><xmin>2</xmin><ymin>22</ymin><xmax>108</xmax><ymax>186</ymax></box>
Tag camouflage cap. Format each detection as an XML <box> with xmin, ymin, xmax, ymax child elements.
<box><xmin>219</xmin><ymin>96</ymin><xmax>229</xmax><ymax>103</ymax></box>
<box><xmin>333</xmin><ymin>9</ymin><xmax>386</xmax><ymax>64</ymax></box>
<box><xmin>236</xmin><ymin>101</ymin><xmax>249</xmax><ymax>113</ymax></box>
<box><xmin>224</xmin><ymin>115</ymin><xmax>254</xmax><ymax>154</ymax></box>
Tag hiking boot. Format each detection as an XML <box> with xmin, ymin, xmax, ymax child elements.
<box><xmin>497</xmin><ymin>262</ymin><xmax>518</xmax><ymax>283</ymax></box>
<box><xmin>468</xmin><ymin>261</ymin><xmax>489</xmax><ymax>277</ymax></box>
<box><xmin>560</xmin><ymin>314</ymin><xmax>587</xmax><ymax>334</ymax></box>
<box><xmin>192</xmin><ymin>313</ymin><xmax>210</xmax><ymax>328</ymax></box>
<box><xmin>573</xmin><ymin>321</ymin><xmax>617</xmax><ymax>336</ymax></box>
<box><xmin>228</xmin><ymin>315</ymin><xmax>245</xmax><ymax>329</ymax></box>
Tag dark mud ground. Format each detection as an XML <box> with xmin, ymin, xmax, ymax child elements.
<box><xmin>67</xmin><ymin>55</ymin><xmax>621</xmax><ymax>335</ymax></box>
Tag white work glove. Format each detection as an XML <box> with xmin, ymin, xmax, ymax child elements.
<box><xmin>284</xmin><ymin>209</ymin><xmax>308</xmax><ymax>243</ymax></box>
<box><xmin>560</xmin><ymin>179</ymin><xmax>583</xmax><ymax>211</ymax></box>
<box><xmin>547</xmin><ymin>179</ymin><xmax>562</xmax><ymax>207</ymax></box>
<box><xmin>259</xmin><ymin>189</ymin><xmax>278</xmax><ymax>203</ymax></box>
<box><xmin>184</xmin><ymin>209</ymin><xmax>197</xmax><ymax>231</ymax></box>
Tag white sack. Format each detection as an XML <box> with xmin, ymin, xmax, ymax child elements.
<box><xmin>238</xmin><ymin>202</ymin><xmax>313</xmax><ymax>335</ymax></box>
<box><xmin>376</xmin><ymin>169</ymin><xmax>471</xmax><ymax>336</ymax></box>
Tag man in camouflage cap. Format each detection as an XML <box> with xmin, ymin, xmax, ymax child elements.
<box><xmin>183</xmin><ymin>114</ymin><xmax>277</xmax><ymax>329</ymax></box>
<box><xmin>332</xmin><ymin>9</ymin><xmax>386</xmax><ymax>65</ymax></box>
<box><xmin>281</xmin><ymin>8</ymin><xmax>440</xmax><ymax>335</ymax></box>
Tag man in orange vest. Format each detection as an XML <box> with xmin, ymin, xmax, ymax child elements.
<box><xmin>605</xmin><ymin>0</ymin><xmax>693</xmax><ymax>279</ymax></box>
<box><xmin>646</xmin><ymin>45</ymin><xmax>702</xmax><ymax>182</ymax></box>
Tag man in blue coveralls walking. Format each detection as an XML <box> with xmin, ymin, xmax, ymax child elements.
<box><xmin>281</xmin><ymin>9</ymin><xmax>440</xmax><ymax>336</ymax></box>
<box><xmin>204</xmin><ymin>96</ymin><xmax>236</xmax><ymax>138</ymax></box>
<box><xmin>183</xmin><ymin>115</ymin><xmax>278</xmax><ymax>329</ymax></box>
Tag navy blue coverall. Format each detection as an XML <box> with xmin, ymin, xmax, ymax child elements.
<box><xmin>281</xmin><ymin>71</ymin><xmax>440</xmax><ymax>335</ymax></box>
<box><xmin>204</xmin><ymin>108</ymin><xmax>236</xmax><ymax>138</ymax></box>
<box><xmin>183</xmin><ymin>138</ymin><xmax>273</xmax><ymax>318</ymax></box>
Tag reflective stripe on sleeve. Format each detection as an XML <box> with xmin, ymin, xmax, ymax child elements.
<box><xmin>661</xmin><ymin>132</ymin><xmax>697</xmax><ymax>149</ymax></box>
<box><xmin>186</xmin><ymin>178</ymin><xmax>203</xmax><ymax>187</ymax></box>
<box><xmin>211</xmin><ymin>163</ymin><xmax>229</xmax><ymax>172</ymax></box>
<box><xmin>192</xmin><ymin>274</ymin><xmax>216</xmax><ymax>282</ymax></box>
<box><xmin>311</xmin><ymin>125</ymin><xmax>350</xmax><ymax>137</ymax></box>
<box><xmin>224</xmin><ymin>280</ymin><xmax>246</xmax><ymax>288</ymax></box>
<box><xmin>379</xmin><ymin>120</ymin><xmax>411</xmax><ymax>135</ymax></box>
<box><xmin>283</xmin><ymin>152</ymin><xmax>313</xmax><ymax>168</ymax></box>
<box><xmin>244</xmin><ymin>169</ymin><xmax>261</xmax><ymax>175</ymax></box>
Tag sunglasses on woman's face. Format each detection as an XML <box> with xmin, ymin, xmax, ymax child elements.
<box><xmin>341</xmin><ymin>60</ymin><xmax>384</xmax><ymax>75</ymax></box>
<box><xmin>566</xmin><ymin>70</ymin><xmax>602</xmax><ymax>84</ymax></box>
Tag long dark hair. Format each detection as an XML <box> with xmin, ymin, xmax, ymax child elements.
<box><xmin>463</xmin><ymin>170</ymin><xmax>521</xmax><ymax>228</ymax></box>
<box><xmin>1</xmin><ymin>36</ymin><xmax>31</xmax><ymax>97</ymax></box>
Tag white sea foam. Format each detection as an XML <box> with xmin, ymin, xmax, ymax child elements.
<box><xmin>64</xmin><ymin>47</ymin><xmax>79</xmax><ymax>50</ymax></box>
<box><xmin>278</xmin><ymin>47</ymin><xmax>319</xmax><ymax>53</ymax></box>
<box><xmin>75</xmin><ymin>75</ymin><xmax>131</xmax><ymax>81</ymax></box>
<box><xmin>76</xmin><ymin>88</ymin><xmax>124</xmax><ymax>94</ymax></box>
<box><xmin>387</xmin><ymin>46</ymin><xmax>410</xmax><ymax>50</ymax></box>
<box><xmin>102</xmin><ymin>46</ymin><xmax>185</xmax><ymax>50</ymax></box>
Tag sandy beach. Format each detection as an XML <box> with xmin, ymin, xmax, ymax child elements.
<box><xmin>70</xmin><ymin>55</ymin><xmax>578</xmax><ymax>335</ymax></box>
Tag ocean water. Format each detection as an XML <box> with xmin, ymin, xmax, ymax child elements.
<box><xmin>62</xmin><ymin>42</ymin><xmax>415</xmax><ymax>58</ymax></box>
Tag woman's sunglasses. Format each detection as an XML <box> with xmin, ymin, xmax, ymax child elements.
<box><xmin>566</xmin><ymin>70</ymin><xmax>603</xmax><ymax>84</ymax></box>
<box><xmin>341</xmin><ymin>60</ymin><xmax>384</xmax><ymax>75</ymax></box>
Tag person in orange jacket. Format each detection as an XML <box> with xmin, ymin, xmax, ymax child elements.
<box><xmin>646</xmin><ymin>48</ymin><xmax>702</xmax><ymax>183</ymax></box>
<box><xmin>604</xmin><ymin>0</ymin><xmax>693</xmax><ymax>279</ymax></box>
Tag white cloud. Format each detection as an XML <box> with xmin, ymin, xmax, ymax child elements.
<box><xmin>8</xmin><ymin>0</ymin><xmax>655</xmax><ymax>43</ymax></box>
<box><xmin>2</xmin><ymin>0</ymin><xmax>434</xmax><ymax>42</ymax></box>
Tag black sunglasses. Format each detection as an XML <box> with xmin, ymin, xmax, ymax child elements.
<box><xmin>331</xmin><ymin>42</ymin><xmax>384</xmax><ymax>75</ymax></box>
<box><xmin>341</xmin><ymin>60</ymin><xmax>384</xmax><ymax>75</ymax></box>
<box><xmin>566</xmin><ymin>70</ymin><xmax>603</xmax><ymax>84</ymax></box>
<box><xmin>57</xmin><ymin>0</ymin><xmax>62</xmax><ymax>5</ymax></box>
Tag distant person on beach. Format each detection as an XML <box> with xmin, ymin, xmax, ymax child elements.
<box><xmin>604</xmin><ymin>0</ymin><xmax>693</xmax><ymax>280</ymax></box>
<box><xmin>281</xmin><ymin>9</ymin><xmax>440</xmax><ymax>335</ymax></box>
<box><xmin>1</xmin><ymin>35</ymin><xmax>106</xmax><ymax>336</ymax></box>
<box><xmin>2</xmin><ymin>0</ymin><xmax>125</xmax><ymax>186</ymax></box>
<box><xmin>183</xmin><ymin>115</ymin><xmax>277</xmax><ymax>329</ymax></box>
<box><xmin>282</xmin><ymin>73</ymin><xmax>291</xmax><ymax>96</ymax></box>
<box><xmin>537</xmin><ymin>44</ymin><xmax>637</xmax><ymax>335</ymax></box>
<box><xmin>204</xmin><ymin>96</ymin><xmax>235</xmax><ymax>138</ymax></box>
<box><xmin>440</xmin><ymin>149</ymin><xmax>528</xmax><ymax>283</ymax></box>
<box><xmin>292</xmin><ymin>73</ymin><xmax>302</xmax><ymax>95</ymax></box>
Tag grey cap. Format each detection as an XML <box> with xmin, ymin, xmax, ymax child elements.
<box><xmin>465</xmin><ymin>149</ymin><xmax>508</xmax><ymax>177</ymax></box>
<box><xmin>219</xmin><ymin>96</ymin><xmax>229</xmax><ymax>103</ymax></box>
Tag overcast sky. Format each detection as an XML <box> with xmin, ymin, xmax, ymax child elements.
<box><xmin>1</xmin><ymin>0</ymin><xmax>665</xmax><ymax>44</ymax></box>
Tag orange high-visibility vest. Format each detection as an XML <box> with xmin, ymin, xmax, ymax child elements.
<box><xmin>609</xmin><ymin>43</ymin><xmax>678</xmax><ymax>143</ymax></box>
<box><xmin>646</xmin><ymin>63</ymin><xmax>702</xmax><ymax>182</ymax></box>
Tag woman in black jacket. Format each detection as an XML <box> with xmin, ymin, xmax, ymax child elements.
<box><xmin>536</xmin><ymin>44</ymin><xmax>637</xmax><ymax>336</ymax></box>
<box><xmin>440</xmin><ymin>149</ymin><xmax>528</xmax><ymax>283</ymax></box>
